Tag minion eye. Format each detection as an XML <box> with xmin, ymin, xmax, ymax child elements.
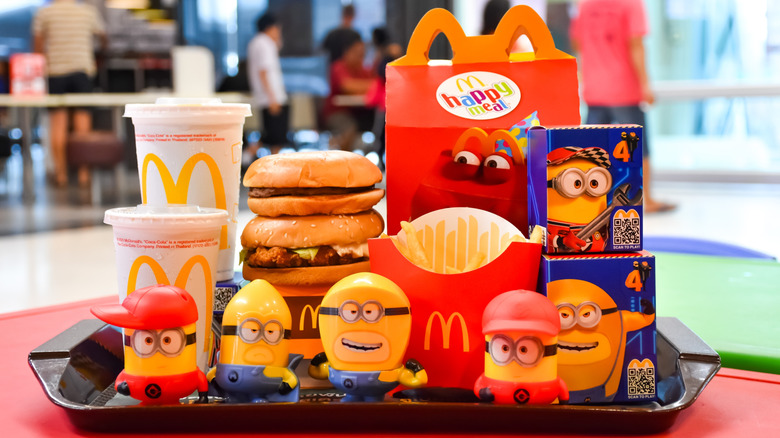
<box><xmin>489</xmin><ymin>335</ymin><xmax>513</xmax><ymax>365</ymax></box>
<box><xmin>555</xmin><ymin>168</ymin><xmax>587</xmax><ymax>198</ymax></box>
<box><xmin>263</xmin><ymin>321</ymin><xmax>283</xmax><ymax>344</ymax></box>
<box><xmin>453</xmin><ymin>150</ymin><xmax>480</xmax><ymax>166</ymax></box>
<box><xmin>516</xmin><ymin>338</ymin><xmax>542</xmax><ymax>366</ymax></box>
<box><xmin>239</xmin><ymin>319</ymin><xmax>263</xmax><ymax>343</ymax></box>
<box><xmin>339</xmin><ymin>301</ymin><xmax>361</xmax><ymax>323</ymax></box>
<box><xmin>584</xmin><ymin>167</ymin><xmax>612</xmax><ymax>197</ymax></box>
<box><xmin>578</xmin><ymin>304</ymin><xmax>601</xmax><ymax>328</ymax></box>
<box><xmin>361</xmin><ymin>301</ymin><xmax>383</xmax><ymax>323</ymax></box>
<box><xmin>483</xmin><ymin>154</ymin><xmax>512</xmax><ymax>170</ymax></box>
<box><xmin>158</xmin><ymin>328</ymin><xmax>184</xmax><ymax>356</ymax></box>
<box><xmin>557</xmin><ymin>305</ymin><xmax>577</xmax><ymax>330</ymax></box>
<box><xmin>132</xmin><ymin>330</ymin><xmax>157</xmax><ymax>357</ymax></box>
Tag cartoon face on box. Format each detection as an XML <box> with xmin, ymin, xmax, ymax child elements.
<box><xmin>540</xmin><ymin>252</ymin><xmax>657</xmax><ymax>404</ymax></box>
<box><xmin>529</xmin><ymin>126</ymin><xmax>643</xmax><ymax>253</ymax></box>
<box><xmin>411</xmin><ymin>122</ymin><xmax>532</xmax><ymax>232</ymax></box>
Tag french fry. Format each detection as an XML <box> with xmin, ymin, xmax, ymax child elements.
<box><xmin>390</xmin><ymin>236</ymin><xmax>412</xmax><ymax>261</ymax></box>
<box><xmin>500</xmin><ymin>234</ymin><xmax>526</xmax><ymax>252</ymax></box>
<box><xmin>400</xmin><ymin>221</ymin><xmax>432</xmax><ymax>270</ymax></box>
<box><xmin>445</xmin><ymin>266</ymin><xmax>462</xmax><ymax>274</ymax></box>
<box><xmin>463</xmin><ymin>252</ymin><xmax>486</xmax><ymax>272</ymax></box>
<box><xmin>529</xmin><ymin>225</ymin><xmax>544</xmax><ymax>244</ymax></box>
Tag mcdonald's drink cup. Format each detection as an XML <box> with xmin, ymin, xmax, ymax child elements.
<box><xmin>124</xmin><ymin>98</ymin><xmax>252</xmax><ymax>281</ymax></box>
<box><xmin>104</xmin><ymin>205</ymin><xmax>229</xmax><ymax>372</ymax></box>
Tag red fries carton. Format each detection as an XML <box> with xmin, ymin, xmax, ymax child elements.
<box><xmin>369</xmin><ymin>208</ymin><xmax>542</xmax><ymax>389</ymax></box>
<box><xmin>385</xmin><ymin>6</ymin><xmax>581</xmax><ymax>235</ymax></box>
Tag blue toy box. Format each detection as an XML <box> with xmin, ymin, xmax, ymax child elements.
<box><xmin>528</xmin><ymin>125</ymin><xmax>644</xmax><ymax>254</ymax></box>
<box><xmin>539</xmin><ymin>251</ymin><xmax>657</xmax><ymax>404</ymax></box>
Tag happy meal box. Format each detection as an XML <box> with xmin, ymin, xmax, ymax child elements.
<box><xmin>539</xmin><ymin>252</ymin><xmax>657</xmax><ymax>404</ymax></box>
<box><xmin>528</xmin><ymin>125</ymin><xmax>644</xmax><ymax>254</ymax></box>
<box><xmin>369</xmin><ymin>208</ymin><xmax>542</xmax><ymax>389</ymax></box>
<box><xmin>385</xmin><ymin>6</ymin><xmax>581</xmax><ymax>235</ymax></box>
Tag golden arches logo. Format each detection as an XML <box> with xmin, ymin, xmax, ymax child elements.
<box><xmin>141</xmin><ymin>153</ymin><xmax>228</xmax><ymax>249</ymax></box>
<box><xmin>424</xmin><ymin>311</ymin><xmax>469</xmax><ymax>352</ymax></box>
<box><xmin>453</xmin><ymin>127</ymin><xmax>525</xmax><ymax>165</ymax></box>
<box><xmin>615</xmin><ymin>209</ymin><xmax>640</xmax><ymax>219</ymax></box>
<box><xmin>455</xmin><ymin>75</ymin><xmax>485</xmax><ymax>92</ymax></box>
<box><xmin>126</xmin><ymin>255</ymin><xmax>214</xmax><ymax>353</ymax></box>
<box><xmin>300</xmin><ymin>304</ymin><xmax>320</xmax><ymax>331</ymax></box>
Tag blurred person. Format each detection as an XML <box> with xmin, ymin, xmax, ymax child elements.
<box><xmin>323</xmin><ymin>32</ymin><xmax>375</xmax><ymax>151</ymax></box>
<box><xmin>570</xmin><ymin>0</ymin><xmax>674</xmax><ymax>213</ymax></box>
<box><xmin>481</xmin><ymin>0</ymin><xmax>534</xmax><ymax>53</ymax></box>
<box><xmin>365</xmin><ymin>27</ymin><xmax>401</xmax><ymax>170</ymax></box>
<box><xmin>247</xmin><ymin>12</ymin><xmax>289</xmax><ymax>158</ymax></box>
<box><xmin>33</xmin><ymin>0</ymin><xmax>106</xmax><ymax>188</ymax></box>
<box><xmin>321</xmin><ymin>4</ymin><xmax>361</xmax><ymax>63</ymax></box>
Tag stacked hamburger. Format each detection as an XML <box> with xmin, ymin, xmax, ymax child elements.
<box><xmin>240</xmin><ymin>150</ymin><xmax>385</xmax><ymax>286</ymax></box>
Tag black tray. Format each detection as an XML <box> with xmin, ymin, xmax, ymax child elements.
<box><xmin>29</xmin><ymin>317</ymin><xmax>720</xmax><ymax>434</ymax></box>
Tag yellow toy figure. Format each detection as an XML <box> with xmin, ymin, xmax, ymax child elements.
<box><xmin>90</xmin><ymin>285</ymin><xmax>208</xmax><ymax>405</ymax></box>
<box><xmin>474</xmin><ymin>290</ymin><xmax>568</xmax><ymax>405</ymax></box>
<box><xmin>208</xmin><ymin>280</ymin><xmax>302</xmax><ymax>403</ymax></box>
<box><xmin>546</xmin><ymin>146</ymin><xmax>612</xmax><ymax>252</ymax></box>
<box><xmin>547</xmin><ymin>279</ymin><xmax>655</xmax><ymax>403</ymax></box>
<box><xmin>308</xmin><ymin>272</ymin><xmax>427</xmax><ymax>402</ymax></box>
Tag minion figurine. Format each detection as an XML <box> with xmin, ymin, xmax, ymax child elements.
<box><xmin>546</xmin><ymin>146</ymin><xmax>612</xmax><ymax>252</ymax></box>
<box><xmin>90</xmin><ymin>284</ymin><xmax>209</xmax><ymax>405</ymax></box>
<box><xmin>547</xmin><ymin>279</ymin><xmax>655</xmax><ymax>403</ymax></box>
<box><xmin>208</xmin><ymin>280</ymin><xmax>302</xmax><ymax>403</ymax></box>
<box><xmin>474</xmin><ymin>290</ymin><xmax>568</xmax><ymax>405</ymax></box>
<box><xmin>308</xmin><ymin>272</ymin><xmax>427</xmax><ymax>402</ymax></box>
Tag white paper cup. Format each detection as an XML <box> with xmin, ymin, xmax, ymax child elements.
<box><xmin>124</xmin><ymin>98</ymin><xmax>252</xmax><ymax>281</ymax></box>
<box><xmin>105</xmin><ymin>204</ymin><xmax>229</xmax><ymax>372</ymax></box>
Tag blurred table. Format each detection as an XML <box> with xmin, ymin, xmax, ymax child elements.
<box><xmin>3</xmin><ymin>296</ymin><xmax>780</xmax><ymax>437</ymax></box>
<box><xmin>0</xmin><ymin>92</ymin><xmax>249</xmax><ymax>203</ymax></box>
<box><xmin>656</xmin><ymin>252</ymin><xmax>780</xmax><ymax>374</ymax></box>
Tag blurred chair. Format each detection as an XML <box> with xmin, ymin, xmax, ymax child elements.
<box><xmin>644</xmin><ymin>236</ymin><xmax>776</xmax><ymax>260</ymax></box>
<box><xmin>66</xmin><ymin>131</ymin><xmax>125</xmax><ymax>204</ymax></box>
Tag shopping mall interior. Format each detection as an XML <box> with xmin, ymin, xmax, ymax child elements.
<box><xmin>1</xmin><ymin>0</ymin><xmax>780</xmax><ymax>311</ymax></box>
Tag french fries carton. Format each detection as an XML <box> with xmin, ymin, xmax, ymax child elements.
<box><xmin>539</xmin><ymin>251</ymin><xmax>657</xmax><ymax>404</ymax></box>
<box><xmin>385</xmin><ymin>6</ymin><xmax>581</xmax><ymax>236</ymax></box>
<box><xmin>528</xmin><ymin>125</ymin><xmax>644</xmax><ymax>254</ymax></box>
<box><xmin>369</xmin><ymin>208</ymin><xmax>542</xmax><ymax>389</ymax></box>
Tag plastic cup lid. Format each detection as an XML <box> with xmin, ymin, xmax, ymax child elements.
<box><xmin>123</xmin><ymin>97</ymin><xmax>252</xmax><ymax>119</ymax></box>
<box><xmin>104</xmin><ymin>205</ymin><xmax>228</xmax><ymax>230</ymax></box>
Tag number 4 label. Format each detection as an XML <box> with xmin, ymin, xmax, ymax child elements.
<box><xmin>625</xmin><ymin>270</ymin><xmax>643</xmax><ymax>292</ymax></box>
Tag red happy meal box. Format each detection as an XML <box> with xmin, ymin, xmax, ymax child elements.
<box><xmin>385</xmin><ymin>6</ymin><xmax>581</xmax><ymax>235</ymax></box>
<box><xmin>369</xmin><ymin>208</ymin><xmax>542</xmax><ymax>389</ymax></box>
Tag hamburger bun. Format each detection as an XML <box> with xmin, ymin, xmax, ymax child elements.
<box><xmin>243</xmin><ymin>150</ymin><xmax>382</xmax><ymax>189</ymax></box>
<box><xmin>241</xmin><ymin>209</ymin><xmax>384</xmax><ymax>249</ymax></box>
<box><xmin>247</xmin><ymin>188</ymin><xmax>385</xmax><ymax>217</ymax></box>
<box><xmin>242</xmin><ymin>261</ymin><xmax>371</xmax><ymax>286</ymax></box>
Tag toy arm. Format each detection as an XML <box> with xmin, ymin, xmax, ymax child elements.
<box><xmin>557</xmin><ymin>377</ymin><xmax>569</xmax><ymax>405</ymax></box>
<box><xmin>195</xmin><ymin>369</ymin><xmax>209</xmax><ymax>403</ymax></box>
<box><xmin>206</xmin><ymin>366</ymin><xmax>216</xmax><ymax>382</ymax></box>
<box><xmin>278</xmin><ymin>369</ymin><xmax>299</xmax><ymax>395</ymax></box>
<box><xmin>621</xmin><ymin>299</ymin><xmax>656</xmax><ymax>331</ymax></box>
<box><xmin>308</xmin><ymin>352</ymin><xmax>330</xmax><ymax>380</ymax></box>
<box><xmin>473</xmin><ymin>374</ymin><xmax>494</xmax><ymax>402</ymax></box>
<box><xmin>397</xmin><ymin>359</ymin><xmax>428</xmax><ymax>388</ymax></box>
<box><xmin>115</xmin><ymin>370</ymin><xmax>130</xmax><ymax>396</ymax></box>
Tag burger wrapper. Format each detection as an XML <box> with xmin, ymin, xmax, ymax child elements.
<box><xmin>369</xmin><ymin>207</ymin><xmax>542</xmax><ymax>390</ymax></box>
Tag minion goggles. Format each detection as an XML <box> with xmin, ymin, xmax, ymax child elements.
<box><xmin>124</xmin><ymin>328</ymin><xmax>196</xmax><ymax>359</ymax></box>
<box><xmin>547</xmin><ymin>167</ymin><xmax>612</xmax><ymax>199</ymax></box>
<box><xmin>222</xmin><ymin>318</ymin><xmax>291</xmax><ymax>345</ymax></box>
<box><xmin>486</xmin><ymin>334</ymin><xmax>557</xmax><ymax>368</ymax></box>
<box><xmin>320</xmin><ymin>300</ymin><xmax>410</xmax><ymax>324</ymax></box>
<box><xmin>557</xmin><ymin>302</ymin><xmax>618</xmax><ymax>330</ymax></box>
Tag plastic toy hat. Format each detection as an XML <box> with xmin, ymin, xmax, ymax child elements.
<box><xmin>91</xmin><ymin>284</ymin><xmax>199</xmax><ymax>330</ymax></box>
<box><xmin>546</xmin><ymin>146</ymin><xmax>611</xmax><ymax>169</ymax></box>
<box><xmin>482</xmin><ymin>290</ymin><xmax>560</xmax><ymax>336</ymax></box>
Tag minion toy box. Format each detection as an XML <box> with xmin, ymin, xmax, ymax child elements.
<box><xmin>528</xmin><ymin>125</ymin><xmax>644</xmax><ymax>254</ymax></box>
<box><xmin>539</xmin><ymin>251</ymin><xmax>657</xmax><ymax>404</ymax></box>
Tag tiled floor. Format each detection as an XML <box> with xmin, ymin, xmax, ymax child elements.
<box><xmin>1</xmin><ymin>153</ymin><xmax>779</xmax><ymax>314</ymax></box>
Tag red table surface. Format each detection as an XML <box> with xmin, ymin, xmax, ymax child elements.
<box><xmin>3</xmin><ymin>296</ymin><xmax>779</xmax><ymax>438</ymax></box>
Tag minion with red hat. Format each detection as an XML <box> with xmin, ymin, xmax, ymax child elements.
<box><xmin>474</xmin><ymin>290</ymin><xmax>568</xmax><ymax>405</ymax></box>
<box><xmin>91</xmin><ymin>284</ymin><xmax>209</xmax><ymax>405</ymax></box>
<box><xmin>546</xmin><ymin>146</ymin><xmax>612</xmax><ymax>252</ymax></box>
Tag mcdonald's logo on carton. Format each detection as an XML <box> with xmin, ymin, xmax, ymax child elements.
<box><xmin>424</xmin><ymin>311</ymin><xmax>470</xmax><ymax>352</ymax></box>
<box><xmin>276</xmin><ymin>288</ymin><xmax>329</xmax><ymax>359</ymax></box>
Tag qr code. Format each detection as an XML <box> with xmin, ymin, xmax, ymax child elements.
<box><xmin>613</xmin><ymin>216</ymin><xmax>640</xmax><ymax>246</ymax></box>
<box><xmin>214</xmin><ymin>286</ymin><xmax>236</xmax><ymax>312</ymax></box>
<box><xmin>627</xmin><ymin>360</ymin><xmax>656</xmax><ymax>398</ymax></box>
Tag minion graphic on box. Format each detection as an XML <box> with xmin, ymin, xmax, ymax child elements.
<box><xmin>474</xmin><ymin>290</ymin><xmax>568</xmax><ymax>405</ymax></box>
<box><xmin>308</xmin><ymin>272</ymin><xmax>427</xmax><ymax>402</ymax></box>
<box><xmin>547</xmin><ymin>279</ymin><xmax>655</xmax><ymax>403</ymax></box>
<box><xmin>90</xmin><ymin>285</ymin><xmax>209</xmax><ymax>405</ymax></box>
<box><xmin>208</xmin><ymin>280</ymin><xmax>303</xmax><ymax>403</ymax></box>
